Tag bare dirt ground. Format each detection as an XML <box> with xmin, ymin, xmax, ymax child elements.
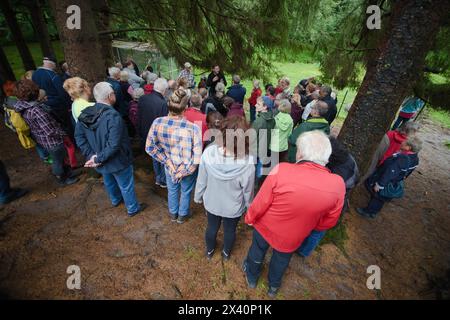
<box><xmin>0</xmin><ymin>115</ymin><xmax>449</xmax><ymax>300</ymax></box>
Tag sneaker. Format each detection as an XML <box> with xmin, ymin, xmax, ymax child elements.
<box><xmin>177</xmin><ymin>214</ymin><xmax>192</xmax><ymax>224</ymax></box>
<box><xmin>221</xmin><ymin>250</ymin><xmax>230</xmax><ymax>261</ymax></box>
<box><xmin>57</xmin><ymin>176</ymin><xmax>79</xmax><ymax>186</ymax></box>
<box><xmin>267</xmin><ymin>287</ymin><xmax>279</xmax><ymax>298</ymax></box>
<box><xmin>206</xmin><ymin>249</ymin><xmax>215</xmax><ymax>260</ymax></box>
<box><xmin>128</xmin><ymin>203</ymin><xmax>148</xmax><ymax>217</ymax></box>
<box><xmin>356</xmin><ymin>208</ymin><xmax>376</xmax><ymax>219</ymax></box>
<box><xmin>242</xmin><ymin>261</ymin><xmax>257</xmax><ymax>289</ymax></box>
<box><xmin>169</xmin><ymin>213</ymin><xmax>178</xmax><ymax>222</ymax></box>
<box><xmin>0</xmin><ymin>188</ymin><xmax>29</xmax><ymax>205</ymax></box>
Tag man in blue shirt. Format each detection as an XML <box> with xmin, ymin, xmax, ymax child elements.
<box><xmin>226</xmin><ymin>74</ymin><xmax>246</xmax><ymax>105</ymax></box>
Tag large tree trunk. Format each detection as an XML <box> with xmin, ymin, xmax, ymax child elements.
<box><xmin>48</xmin><ymin>0</ymin><xmax>106</xmax><ymax>84</ymax></box>
<box><xmin>0</xmin><ymin>45</ymin><xmax>16</xmax><ymax>81</ymax></box>
<box><xmin>339</xmin><ymin>0</ymin><xmax>449</xmax><ymax>204</ymax></box>
<box><xmin>92</xmin><ymin>0</ymin><xmax>113</xmax><ymax>70</ymax></box>
<box><xmin>0</xmin><ymin>0</ymin><xmax>36</xmax><ymax>71</ymax></box>
<box><xmin>26</xmin><ymin>0</ymin><xmax>55</xmax><ymax>58</ymax></box>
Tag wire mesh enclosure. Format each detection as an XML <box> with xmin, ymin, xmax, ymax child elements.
<box><xmin>112</xmin><ymin>40</ymin><xmax>179</xmax><ymax>80</ymax></box>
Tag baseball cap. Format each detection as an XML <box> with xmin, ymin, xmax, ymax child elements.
<box><xmin>43</xmin><ymin>55</ymin><xmax>57</xmax><ymax>64</ymax></box>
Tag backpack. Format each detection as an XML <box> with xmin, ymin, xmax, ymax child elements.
<box><xmin>4</xmin><ymin>105</ymin><xmax>36</xmax><ymax>149</ymax></box>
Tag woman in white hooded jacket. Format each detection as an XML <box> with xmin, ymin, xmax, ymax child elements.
<box><xmin>194</xmin><ymin>116</ymin><xmax>255</xmax><ymax>260</ymax></box>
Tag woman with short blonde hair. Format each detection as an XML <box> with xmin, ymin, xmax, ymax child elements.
<box><xmin>63</xmin><ymin>77</ymin><xmax>94</xmax><ymax>122</ymax></box>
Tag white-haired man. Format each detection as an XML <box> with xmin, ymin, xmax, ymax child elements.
<box><xmin>226</xmin><ymin>74</ymin><xmax>246</xmax><ymax>105</ymax></box>
<box><xmin>75</xmin><ymin>82</ymin><xmax>146</xmax><ymax>217</ymax></box>
<box><xmin>243</xmin><ymin>130</ymin><xmax>345</xmax><ymax>298</ymax></box>
<box><xmin>106</xmin><ymin>67</ymin><xmax>127</xmax><ymax>117</ymax></box>
<box><xmin>137</xmin><ymin>78</ymin><xmax>169</xmax><ymax>187</ymax></box>
<box><xmin>178</xmin><ymin>62</ymin><xmax>195</xmax><ymax>89</ymax></box>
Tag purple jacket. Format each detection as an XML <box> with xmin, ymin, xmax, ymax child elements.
<box><xmin>227</xmin><ymin>103</ymin><xmax>245</xmax><ymax>118</ymax></box>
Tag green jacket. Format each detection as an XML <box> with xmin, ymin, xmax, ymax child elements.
<box><xmin>252</xmin><ymin>111</ymin><xmax>276</xmax><ymax>159</ymax></box>
<box><xmin>270</xmin><ymin>112</ymin><xmax>293</xmax><ymax>152</ymax></box>
<box><xmin>288</xmin><ymin>117</ymin><xmax>330</xmax><ymax>163</ymax></box>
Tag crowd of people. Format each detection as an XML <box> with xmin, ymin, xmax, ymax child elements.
<box><xmin>0</xmin><ymin>54</ymin><xmax>424</xmax><ymax>297</ymax></box>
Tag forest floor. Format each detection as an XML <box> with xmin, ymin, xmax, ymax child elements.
<box><xmin>0</xmin><ymin>114</ymin><xmax>449</xmax><ymax>300</ymax></box>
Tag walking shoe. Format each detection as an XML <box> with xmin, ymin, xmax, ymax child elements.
<box><xmin>267</xmin><ymin>287</ymin><xmax>279</xmax><ymax>298</ymax></box>
<box><xmin>206</xmin><ymin>249</ymin><xmax>215</xmax><ymax>260</ymax></box>
<box><xmin>57</xmin><ymin>176</ymin><xmax>79</xmax><ymax>186</ymax></box>
<box><xmin>221</xmin><ymin>250</ymin><xmax>230</xmax><ymax>261</ymax></box>
<box><xmin>177</xmin><ymin>214</ymin><xmax>192</xmax><ymax>224</ymax></box>
<box><xmin>242</xmin><ymin>261</ymin><xmax>257</xmax><ymax>289</ymax></box>
<box><xmin>356</xmin><ymin>208</ymin><xmax>376</xmax><ymax>219</ymax></box>
<box><xmin>169</xmin><ymin>213</ymin><xmax>178</xmax><ymax>222</ymax></box>
<box><xmin>128</xmin><ymin>203</ymin><xmax>148</xmax><ymax>217</ymax></box>
<box><xmin>0</xmin><ymin>188</ymin><xmax>29</xmax><ymax>205</ymax></box>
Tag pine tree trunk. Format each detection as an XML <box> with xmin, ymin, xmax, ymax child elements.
<box><xmin>48</xmin><ymin>0</ymin><xmax>107</xmax><ymax>84</ymax></box>
<box><xmin>338</xmin><ymin>0</ymin><xmax>449</xmax><ymax>204</ymax></box>
<box><xmin>0</xmin><ymin>45</ymin><xmax>16</xmax><ymax>81</ymax></box>
<box><xmin>0</xmin><ymin>0</ymin><xmax>36</xmax><ymax>71</ymax></box>
<box><xmin>92</xmin><ymin>0</ymin><xmax>113</xmax><ymax>69</ymax></box>
<box><xmin>26</xmin><ymin>0</ymin><xmax>55</xmax><ymax>58</ymax></box>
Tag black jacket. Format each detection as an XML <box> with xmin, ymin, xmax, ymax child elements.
<box><xmin>201</xmin><ymin>96</ymin><xmax>227</xmax><ymax>117</ymax></box>
<box><xmin>206</xmin><ymin>71</ymin><xmax>227</xmax><ymax>96</ymax></box>
<box><xmin>321</xmin><ymin>95</ymin><xmax>337</xmax><ymax>124</ymax></box>
<box><xmin>137</xmin><ymin>91</ymin><xmax>168</xmax><ymax>142</ymax></box>
<box><xmin>75</xmin><ymin>103</ymin><xmax>133</xmax><ymax>174</ymax></box>
<box><xmin>369</xmin><ymin>152</ymin><xmax>419</xmax><ymax>189</ymax></box>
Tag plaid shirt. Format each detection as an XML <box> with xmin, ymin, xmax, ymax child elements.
<box><xmin>146</xmin><ymin>116</ymin><xmax>202</xmax><ymax>181</ymax></box>
<box><xmin>14</xmin><ymin>101</ymin><xmax>65</xmax><ymax>150</ymax></box>
<box><xmin>178</xmin><ymin>69</ymin><xmax>195</xmax><ymax>88</ymax></box>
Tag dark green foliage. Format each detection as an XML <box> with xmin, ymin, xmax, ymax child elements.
<box><xmin>108</xmin><ymin>0</ymin><xmax>297</xmax><ymax>81</ymax></box>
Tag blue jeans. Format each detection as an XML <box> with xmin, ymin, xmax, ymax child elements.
<box><xmin>103</xmin><ymin>165</ymin><xmax>140</xmax><ymax>215</ymax></box>
<box><xmin>165</xmin><ymin>168</ymin><xmax>197</xmax><ymax>217</ymax></box>
<box><xmin>244</xmin><ymin>229</ymin><xmax>293</xmax><ymax>289</ymax></box>
<box><xmin>297</xmin><ymin>230</ymin><xmax>326</xmax><ymax>257</ymax></box>
<box><xmin>152</xmin><ymin>159</ymin><xmax>166</xmax><ymax>185</ymax></box>
<box><xmin>47</xmin><ymin>143</ymin><xmax>67</xmax><ymax>177</ymax></box>
<box><xmin>36</xmin><ymin>144</ymin><xmax>49</xmax><ymax>161</ymax></box>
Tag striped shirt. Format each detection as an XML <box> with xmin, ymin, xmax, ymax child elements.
<box><xmin>146</xmin><ymin>116</ymin><xmax>202</xmax><ymax>181</ymax></box>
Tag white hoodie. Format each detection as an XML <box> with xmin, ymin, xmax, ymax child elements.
<box><xmin>194</xmin><ymin>144</ymin><xmax>255</xmax><ymax>218</ymax></box>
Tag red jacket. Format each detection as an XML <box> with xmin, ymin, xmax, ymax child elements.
<box><xmin>184</xmin><ymin>107</ymin><xmax>207</xmax><ymax>141</ymax></box>
<box><xmin>379</xmin><ymin>130</ymin><xmax>407</xmax><ymax>165</ymax></box>
<box><xmin>245</xmin><ymin>162</ymin><xmax>345</xmax><ymax>253</ymax></box>
<box><xmin>144</xmin><ymin>84</ymin><xmax>154</xmax><ymax>95</ymax></box>
<box><xmin>248</xmin><ymin>88</ymin><xmax>262</xmax><ymax>106</ymax></box>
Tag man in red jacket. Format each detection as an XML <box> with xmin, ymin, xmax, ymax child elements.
<box><xmin>242</xmin><ymin>130</ymin><xmax>345</xmax><ymax>298</ymax></box>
